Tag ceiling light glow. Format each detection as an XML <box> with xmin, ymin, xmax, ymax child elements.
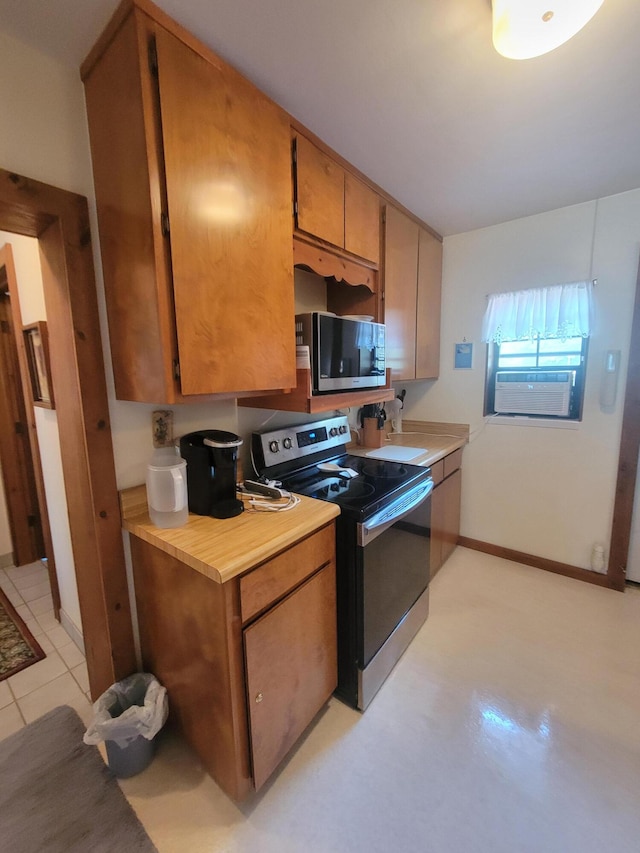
<box><xmin>492</xmin><ymin>1</ymin><xmax>605</xmax><ymax>60</ymax></box>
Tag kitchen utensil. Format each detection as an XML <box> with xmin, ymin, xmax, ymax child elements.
<box><xmin>317</xmin><ymin>463</ymin><xmax>358</xmax><ymax>478</ymax></box>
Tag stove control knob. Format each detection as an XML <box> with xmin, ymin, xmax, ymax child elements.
<box><xmin>339</xmin><ymin>425</ymin><xmax>348</xmax><ymax>434</ymax></box>
<box><xmin>283</xmin><ymin>437</ymin><xmax>293</xmax><ymax>449</ymax></box>
<box><xmin>329</xmin><ymin>427</ymin><xmax>338</xmax><ymax>437</ymax></box>
<box><xmin>269</xmin><ymin>440</ymin><xmax>279</xmax><ymax>454</ymax></box>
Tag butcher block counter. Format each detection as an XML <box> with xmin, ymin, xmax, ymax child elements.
<box><xmin>120</xmin><ymin>484</ymin><xmax>339</xmax><ymax>583</ymax></box>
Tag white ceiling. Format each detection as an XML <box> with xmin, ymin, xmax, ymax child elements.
<box><xmin>0</xmin><ymin>0</ymin><xmax>638</xmax><ymax>236</ymax></box>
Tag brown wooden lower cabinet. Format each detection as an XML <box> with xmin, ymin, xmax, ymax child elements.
<box><xmin>245</xmin><ymin>563</ymin><xmax>336</xmax><ymax>789</ymax></box>
<box><xmin>130</xmin><ymin>522</ymin><xmax>337</xmax><ymax>800</ymax></box>
<box><xmin>430</xmin><ymin>451</ymin><xmax>462</xmax><ymax>578</ymax></box>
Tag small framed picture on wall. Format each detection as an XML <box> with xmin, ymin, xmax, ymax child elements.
<box><xmin>454</xmin><ymin>341</ymin><xmax>473</xmax><ymax>369</ymax></box>
<box><xmin>23</xmin><ymin>321</ymin><xmax>55</xmax><ymax>409</ymax></box>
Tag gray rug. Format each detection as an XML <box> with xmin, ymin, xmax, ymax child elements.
<box><xmin>0</xmin><ymin>705</ymin><xmax>157</xmax><ymax>852</ymax></box>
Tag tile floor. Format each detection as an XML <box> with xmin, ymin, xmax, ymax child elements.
<box><xmin>0</xmin><ymin>560</ymin><xmax>92</xmax><ymax>738</ymax></box>
<box><xmin>2</xmin><ymin>548</ymin><xmax>640</xmax><ymax>852</ymax></box>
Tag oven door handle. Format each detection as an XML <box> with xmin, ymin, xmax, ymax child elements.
<box><xmin>358</xmin><ymin>478</ymin><xmax>433</xmax><ymax>547</ymax></box>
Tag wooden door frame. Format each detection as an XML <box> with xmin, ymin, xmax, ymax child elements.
<box><xmin>608</xmin><ymin>256</ymin><xmax>640</xmax><ymax>591</ymax></box>
<box><xmin>0</xmin><ymin>244</ymin><xmax>59</xmax><ymax>611</ymax></box>
<box><xmin>0</xmin><ymin>168</ymin><xmax>136</xmax><ymax>698</ymax></box>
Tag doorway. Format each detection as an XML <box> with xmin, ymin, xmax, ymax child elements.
<box><xmin>0</xmin><ymin>167</ymin><xmax>136</xmax><ymax>698</ymax></box>
<box><xmin>0</xmin><ymin>242</ymin><xmax>61</xmax><ymax>615</ymax></box>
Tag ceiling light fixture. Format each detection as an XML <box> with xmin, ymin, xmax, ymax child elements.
<box><xmin>492</xmin><ymin>1</ymin><xmax>605</xmax><ymax>60</ymax></box>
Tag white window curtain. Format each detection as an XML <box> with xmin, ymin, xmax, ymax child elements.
<box><xmin>481</xmin><ymin>280</ymin><xmax>594</xmax><ymax>344</ymax></box>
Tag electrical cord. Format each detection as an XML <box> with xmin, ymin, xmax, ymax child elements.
<box><xmin>242</xmin><ymin>493</ymin><xmax>301</xmax><ymax>512</ymax></box>
<box><xmin>237</xmin><ymin>483</ymin><xmax>300</xmax><ymax>512</ymax></box>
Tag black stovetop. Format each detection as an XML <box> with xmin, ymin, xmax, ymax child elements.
<box><xmin>278</xmin><ymin>452</ymin><xmax>431</xmax><ymax>521</ymax></box>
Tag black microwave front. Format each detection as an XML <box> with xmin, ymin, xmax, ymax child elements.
<box><xmin>295</xmin><ymin>312</ymin><xmax>386</xmax><ymax>394</ymax></box>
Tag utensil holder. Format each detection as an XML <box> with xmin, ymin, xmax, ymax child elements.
<box><xmin>362</xmin><ymin>418</ymin><xmax>386</xmax><ymax>448</ymax></box>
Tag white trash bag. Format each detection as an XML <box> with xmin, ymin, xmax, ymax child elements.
<box><xmin>83</xmin><ymin>672</ymin><xmax>168</xmax><ymax>749</ymax></box>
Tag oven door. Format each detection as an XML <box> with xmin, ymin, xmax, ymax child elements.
<box><xmin>356</xmin><ymin>479</ymin><xmax>433</xmax><ymax>708</ymax></box>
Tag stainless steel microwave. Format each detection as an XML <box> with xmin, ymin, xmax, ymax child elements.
<box><xmin>295</xmin><ymin>312</ymin><xmax>386</xmax><ymax>394</ymax></box>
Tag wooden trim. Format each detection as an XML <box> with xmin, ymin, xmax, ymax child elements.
<box><xmin>238</xmin><ymin>368</ymin><xmax>395</xmax><ymax>414</ymax></box>
<box><xmin>458</xmin><ymin>537</ymin><xmax>616</xmax><ymax>590</ymax></box>
<box><xmin>0</xmin><ymin>244</ymin><xmax>59</xmax><ymax>614</ymax></box>
<box><xmin>0</xmin><ymin>168</ymin><xmax>137</xmax><ymax>698</ymax></box>
<box><xmin>608</xmin><ymin>254</ymin><xmax>640</xmax><ymax>592</ymax></box>
<box><xmin>293</xmin><ymin>236</ymin><xmax>378</xmax><ymax>288</ymax></box>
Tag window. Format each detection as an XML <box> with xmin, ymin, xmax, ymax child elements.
<box><xmin>485</xmin><ymin>335</ymin><xmax>588</xmax><ymax>419</ymax></box>
<box><xmin>481</xmin><ymin>281</ymin><xmax>593</xmax><ymax>421</ymax></box>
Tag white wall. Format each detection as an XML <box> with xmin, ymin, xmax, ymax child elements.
<box><xmin>403</xmin><ymin>190</ymin><xmax>640</xmax><ymax>571</ymax></box>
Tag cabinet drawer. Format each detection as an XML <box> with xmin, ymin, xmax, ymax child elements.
<box><xmin>240</xmin><ymin>523</ymin><xmax>335</xmax><ymax>623</ymax></box>
<box><xmin>430</xmin><ymin>459</ymin><xmax>444</xmax><ymax>486</ymax></box>
<box><xmin>444</xmin><ymin>448</ymin><xmax>462</xmax><ymax>478</ymax></box>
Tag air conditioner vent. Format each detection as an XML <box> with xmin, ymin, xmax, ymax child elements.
<box><xmin>494</xmin><ymin>372</ymin><xmax>572</xmax><ymax>416</ymax></box>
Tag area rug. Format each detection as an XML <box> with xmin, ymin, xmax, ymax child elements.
<box><xmin>0</xmin><ymin>705</ymin><xmax>158</xmax><ymax>852</ymax></box>
<box><xmin>0</xmin><ymin>586</ymin><xmax>45</xmax><ymax>681</ymax></box>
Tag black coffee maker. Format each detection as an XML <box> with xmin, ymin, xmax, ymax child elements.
<box><xmin>179</xmin><ymin>430</ymin><xmax>244</xmax><ymax>519</ymax></box>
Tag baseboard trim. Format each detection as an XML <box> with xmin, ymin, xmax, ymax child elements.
<box><xmin>458</xmin><ymin>537</ymin><xmax>618</xmax><ymax>590</ymax></box>
<box><xmin>59</xmin><ymin>609</ymin><xmax>85</xmax><ymax>655</ymax></box>
<box><xmin>0</xmin><ymin>553</ymin><xmax>14</xmax><ymax>570</ymax></box>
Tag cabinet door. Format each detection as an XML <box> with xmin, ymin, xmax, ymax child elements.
<box><xmin>441</xmin><ymin>467</ymin><xmax>461</xmax><ymax>566</ymax></box>
<box><xmin>430</xmin><ymin>481</ymin><xmax>445</xmax><ymax>578</ymax></box>
<box><xmin>244</xmin><ymin>562</ymin><xmax>337</xmax><ymax>790</ymax></box>
<box><xmin>383</xmin><ymin>205</ymin><xmax>419</xmax><ymax>380</ymax></box>
<box><xmin>431</xmin><ymin>461</ymin><xmax>462</xmax><ymax>578</ymax></box>
<box><xmin>83</xmin><ymin>12</ymin><xmax>176</xmax><ymax>403</ymax></box>
<box><xmin>416</xmin><ymin>227</ymin><xmax>442</xmax><ymax>379</ymax></box>
<box><xmin>344</xmin><ymin>173</ymin><xmax>381</xmax><ymax>264</ymax></box>
<box><xmin>156</xmin><ymin>28</ymin><xmax>296</xmax><ymax>395</ymax></box>
<box><xmin>295</xmin><ymin>135</ymin><xmax>344</xmax><ymax>249</ymax></box>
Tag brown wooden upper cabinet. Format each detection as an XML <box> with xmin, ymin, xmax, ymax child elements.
<box><xmin>293</xmin><ymin>134</ymin><xmax>381</xmax><ymax>266</ymax></box>
<box><xmin>383</xmin><ymin>205</ymin><xmax>442</xmax><ymax>381</ymax></box>
<box><xmin>81</xmin><ymin>1</ymin><xmax>296</xmax><ymax>403</ymax></box>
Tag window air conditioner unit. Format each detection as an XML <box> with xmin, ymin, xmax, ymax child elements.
<box><xmin>494</xmin><ymin>372</ymin><xmax>572</xmax><ymax>417</ymax></box>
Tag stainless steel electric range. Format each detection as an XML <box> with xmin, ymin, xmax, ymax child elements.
<box><xmin>251</xmin><ymin>415</ymin><xmax>433</xmax><ymax>710</ymax></box>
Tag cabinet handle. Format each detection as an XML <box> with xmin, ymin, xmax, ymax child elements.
<box><xmin>255</xmin><ymin>692</ymin><xmax>264</xmax><ymax>703</ymax></box>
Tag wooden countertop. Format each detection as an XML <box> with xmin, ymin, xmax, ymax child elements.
<box><xmin>347</xmin><ymin>419</ymin><xmax>468</xmax><ymax>467</ymax></box>
<box><xmin>120</xmin><ymin>485</ymin><xmax>339</xmax><ymax>584</ymax></box>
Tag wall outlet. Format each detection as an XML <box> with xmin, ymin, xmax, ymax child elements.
<box><xmin>152</xmin><ymin>410</ymin><xmax>173</xmax><ymax>447</ymax></box>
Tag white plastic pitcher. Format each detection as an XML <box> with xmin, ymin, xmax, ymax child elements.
<box><xmin>145</xmin><ymin>448</ymin><xmax>188</xmax><ymax>528</ymax></box>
